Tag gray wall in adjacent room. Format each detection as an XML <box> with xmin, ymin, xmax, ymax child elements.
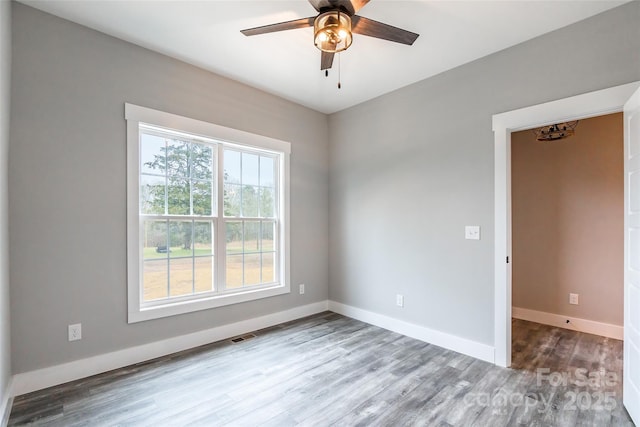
<box><xmin>328</xmin><ymin>2</ymin><xmax>640</xmax><ymax>346</ymax></box>
<box><xmin>1</xmin><ymin>0</ymin><xmax>13</xmax><ymax>410</ymax></box>
<box><xmin>10</xmin><ymin>3</ymin><xmax>329</xmax><ymax>373</ymax></box>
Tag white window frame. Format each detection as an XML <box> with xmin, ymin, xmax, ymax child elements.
<box><xmin>126</xmin><ymin>103</ymin><xmax>291</xmax><ymax>323</ymax></box>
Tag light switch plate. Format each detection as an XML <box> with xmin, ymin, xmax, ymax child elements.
<box><xmin>465</xmin><ymin>226</ymin><xmax>481</xmax><ymax>240</ymax></box>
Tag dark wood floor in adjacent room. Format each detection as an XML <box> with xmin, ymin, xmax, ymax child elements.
<box><xmin>8</xmin><ymin>312</ymin><xmax>633</xmax><ymax>426</ymax></box>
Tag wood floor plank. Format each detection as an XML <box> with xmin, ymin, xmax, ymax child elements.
<box><xmin>8</xmin><ymin>314</ymin><xmax>633</xmax><ymax>426</ymax></box>
<box><xmin>327</xmin><ymin>345</ymin><xmax>449</xmax><ymax>425</ymax></box>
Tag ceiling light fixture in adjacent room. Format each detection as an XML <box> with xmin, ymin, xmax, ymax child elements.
<box><xmin>532</xmin><ymin>121</ymin><xmax>579</xmax><ymax>141</ymax></box>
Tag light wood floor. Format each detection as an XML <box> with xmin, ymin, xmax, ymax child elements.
<box><xmin>8</xmin><ymin>312</ymin><xmax>634</xmax><ymax>426</ymax></box>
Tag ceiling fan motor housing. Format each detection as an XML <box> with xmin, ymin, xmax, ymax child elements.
<box><xmin>314</xmin><ymin>11</ymin><xmax>353</xmax><ymax>53</ymax></box>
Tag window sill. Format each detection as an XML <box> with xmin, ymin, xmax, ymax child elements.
<box><xmin>128</xmin><ymin>283</ymin><xmax>290</xmax><ymax>323</ymax></box>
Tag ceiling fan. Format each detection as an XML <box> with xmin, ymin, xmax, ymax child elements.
<box><xmin>241</xmin><ymin>0</ymin><xmax>419</xmax><ymax>71</ymax></box>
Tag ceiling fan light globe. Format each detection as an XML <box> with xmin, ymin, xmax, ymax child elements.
<box><xmin>314</xmin><ymin>11</ymin><xmax>352</xmax><ymax>53</ymax></box>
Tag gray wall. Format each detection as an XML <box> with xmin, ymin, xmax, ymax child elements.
<box><xmin>10</xmin><ymin>3</ymin><xmax>329</xmax><ymax>373</ymax></box>
<box><xmin>328</xmin><ymin>2</ymin><xmax>640</xmax><ymax>346</ymax></box>
<box><xmin>1</xmin><ymin>0</ymin><xmax>12</xmax><ymax>409</ymax></box>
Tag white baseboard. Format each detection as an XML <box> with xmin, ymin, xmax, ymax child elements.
<box><xmin>12</xmin><ymin>301</ymin><xmax>329</xmax><ymax>397</ymax></box>
<box><xmin>328</xmin><ymin>300</ymin><xmax>495</xmax><ymax>364</ymax></box>
<box><xmin>512</xmin><ymin>307</ymin><xmax>623</xmax><ymax>340</ymax></box>
<box><xmin>1</xmin><ymin>377</ymin><xmax>13</xmax><ymax>427</ymax></box>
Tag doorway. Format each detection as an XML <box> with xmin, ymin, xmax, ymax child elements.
<box><xmin>510</xmin><ymin>113</ymin><xmax>624</xmax><ymax>340</ymax></box>
<box><xmin>492</xmin><ymin>81</ymin><xmax>640</xmax><ymax>368</ymax></box>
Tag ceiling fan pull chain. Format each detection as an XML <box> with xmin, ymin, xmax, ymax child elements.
<box><xmin>338</xmin><ymin>52</ymin><xmax>342</xmax><ymax>89</ymax></box>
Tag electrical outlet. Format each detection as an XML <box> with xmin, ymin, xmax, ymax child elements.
<box><xmin>299</xmin><ymin>284</ymin><xmax>305</xmax><ymax>295</ymax></box>
<box><xmin>68</xmin><ymin>323</ymin><xmax>82</xmax><ymax>341</ymax></box>
<box><xmin>396</xmin><ymin>294</ymin><xmax>404</xmax><ymax>307</ymax></box>
<box><xmin>569</xmin><ymin>293</ymin><xmax>579</xmax><ymax>305</ymax></box>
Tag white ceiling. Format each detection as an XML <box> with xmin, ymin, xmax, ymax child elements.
<box><xmin>19</xmin><ymin>0</ymin><xmax>629</xmax><ymax>114</ymax></box>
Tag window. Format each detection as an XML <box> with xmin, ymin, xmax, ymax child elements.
<box><xmin>126</xmin><ymin>104</ymin><xmax>290</xmax><ymax>322</ymax></box>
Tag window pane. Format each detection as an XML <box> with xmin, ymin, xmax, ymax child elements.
<box><xmin>224</xmin><ymin>183</ymin><xmax>241</xmax><ymax>217</ymax></box>
<box><xmin>194</xmin><ymin>221</ymin><xmax>213</xmax><ymax>256</ymax></box>
<box><xmin>242</xmin><ymin>152</ymin><xmax>259</xmax><ymax>186</ymax></box>
<box><xmin>169</xmin><ymin>257</ymin><xmax>193</xmax><ymax>297</ymax></box>
<box><xmin>169</xmin><ymin>220</ymin><xmax>193</xmax><ymax>257</ymax></box>
<box><xmin>259</xmin><ymin>156</ymin><xmax>275</xmax><ymax>188</ymax></box>
<box><xmin>224</xmin><ymin>150</ymin><xmax>241</xmax><ymax>184</ymax></box>
<box><xmin>143</xmin><ymin>259</ymin><xmax>168</xmax><ymax>301</ymax></box>
<box><xmin>192</xmin><ymin>180</ymin><xmax>212</xmax><ymax>216</ymax></box>
<box><xmin>226</xmin><ymin>221</ymin><xmax>243</xmax><ymax>254</ymax></box>
<box><xmin>261</xmin><ymin>221</ymin><xmax>275</xmax><ymax>252</ymax></box>
<box><xmin>262</xmin><ymin>252</ymin><xmax>275</xmax><ymax>283</ymax></box>
<box><xmin>140</xmin><ymin>174</ymin><xmax>165</xmax><ymax>215</ymax></box>
<box><xmin>226</xmin><ymin>255</ymin><xmax>243</xmax><ymax>289</ymax></box>
<box><xmin>191</xmin><ymin>144</ymin><xmax>213</xmax><ymax>180</ymax></box>
<box><xmin>166</xmin><ymin>139</ymin><xmax>189</xmax><ymax>177</ymax></box>
<box><xmin>141</xmin><ymin>133</ymin><xmax>166</xmax><ymax>175</ymax></box>
<box><xmin>244</xmin><ymin>221</ymin><xmax>260</xmax><ymax>253</ymax></box>
<box><xmin>259</xmin><ymin>187</ymin><xmax>275</xmax><ymax>218</ymax></box>
<box><xmin>244</xmin><ymin>254</ymin><xmax>261</xmax><ymax>286</ymax></box>
<box><xmin>241</xmin><ymin>185</ymin><xmax>259</xmax><ymax>217</ymax></box>
<box><xmin>167</xmin><ymin>177</ymin><xmax>190</xmax><ymax>215</ymax></box>
<box><xmin>194</xmin><ymin>256</ymin><xmax>214</xmax><ymax>293</ymax></box>
<box><xmin>143</xmin><ymin>220</ymin><xmax>168</xmax><ymax>259</ymax></box>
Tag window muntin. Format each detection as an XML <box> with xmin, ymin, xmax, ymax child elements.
<box><xmin>126</xmin><ymin>103</ymin><xmax>290</xmax><ymax>323</ymax></box>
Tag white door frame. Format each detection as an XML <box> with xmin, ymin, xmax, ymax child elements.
<box><xmin>492</xmin><ymin>81</ymin><xmax>640</xmax><ymax>368</ymax></box>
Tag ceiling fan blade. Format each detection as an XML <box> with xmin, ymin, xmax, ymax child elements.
<box><xmin>308</xmin><ymin>0</ymin><xmax>369</xmax><ymax>15</ymax></box>
<box><xmin>348</xmin><ymin>0</ymin><xmax>370</xmax><ymax>14</ymax></box>
<box><xmin>308</xmin><ymin>0</ymin><xmax>325</xmax><ymax>13</ymax></box>
<box><xmin>241</xmin><ymin>17</ymin><xmax>315</xmax><ymax>36</ymax></box>
<box><xmin>321</xmin><ymin>51</ymin><xmax>335</xmax><ymax>70</ymax></box>
<box><xmin>351</xmin><ymin>16</ymin><xmax>419</xmax><ymax>45</ymax></box>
